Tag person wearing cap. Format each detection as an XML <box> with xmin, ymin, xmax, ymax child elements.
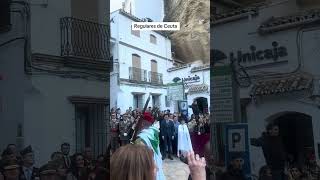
<box><xmin>119</xmin><ymin>114</ymin><xmax>132</xmax><ymax>146</ymax></box>
<box><xmin>160</xmin><ymin>113</ymin><xmax>175</xmax><ymax>160</ymax></box>
<box><xmin>19</xmin><ymin>146</ymin><xmax>39</xmax><ymax>180</ymax></box>
<box><xmin>2</xmin><ymin>160</ymin><xmax>20</xmax><ymax>180</ymax></box>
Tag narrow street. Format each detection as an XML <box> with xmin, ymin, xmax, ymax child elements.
<box><xmin>162</xmin><ymin>157</ymin><xmax>190</xmax><ymax>180</ymax></box>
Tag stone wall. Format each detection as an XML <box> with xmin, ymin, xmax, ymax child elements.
<box><xmin>164</xmin><ymin>0</ymin><xmax>210</xmax><ymax>63</ymax></box>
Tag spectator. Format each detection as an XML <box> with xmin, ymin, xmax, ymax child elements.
<box><xmin>111</xmin><ymin>144</ymin><xmax>206</xmax><ymax>180</ymax></box>
<box><xmin>259</xmin><ymin>166</ymin><xmax>273</xmax><ymax>180</ymax></box>
<box><xmin>286</xmin><ymin>166</ymin><xmax>309</xmax><ymax>180</ymax></box>
<box><xmin>2</xmin><ymin>160</ymin><xmax>20</xmax><ymax>180</ymax></box>
<box><xmin>51</xmin><ymin>152</ymin><xmax>63</xmax><ymax>161</ymax></box>
<box><xmin>302</xmin><ymin>153</ymin><xmax>320</xmax><ymax>180</ymax></box>
<box><xmin>83</xmin><ymin>147</ymin><xmax>93</xmax><ymax>166</ymax></box>
<box><xmin>110</xmin><ymin>144</ymin><xmax>157</xmax><ymax>180</ymax></box>
<box><xmin>190</xmin><ymin>100</ymin><xmax>200</xmax><ymax>120</ymax></box>
<box><xmin>20</xmin><ymin>146</ymin><xmax>40</xmax><ymax>180</ymax></box>
<box><xmin>251</xmin><ymin>124</ymin><xmax>286</xmax><ymax>180</ymax></box>
<box><xmin>39</xmin><ymin>162</ymin><xmax>61</xmax><ymax>180</ymax></box>
<box><xmin>61</xmin><ymin>143</ymin><xmax>72</xmax><ymax>171</ymax></box>
<box><xmin>220</xmin><ymin>154</ymin><xmax>246</xmax><ymax>180</ymax></box>
<box><xmin>68</xmin><ymin>153</ymin><xmax>88</xmax><ymax>180</ymax></box>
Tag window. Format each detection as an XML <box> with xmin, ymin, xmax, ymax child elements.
<box><xmin>150</xmin><ymin>34</ymin><xmax>157</xmax><ymax>44</ymax></box>
<box><xmin>165</xmin><ymin>96</ymin><xmax>170</xmax><ymax>107</ymax></box>
<box><xmin>133</xmin><ymin>94</ymin><xmax>144</xmax><ymax>109</ymax></box>
<box><xmin>69</xmin><ymin>96</ymin><xmax>108</xmax><ymax>157</ymax></box>
<box><xmin>131</xmin><ymin>29</ymin><xmax>140</xmax><ymax>37</ymax></box>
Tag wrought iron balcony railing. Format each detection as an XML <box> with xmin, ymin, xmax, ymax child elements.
<box><xmin>129</xmin><ymin>67</ymin><xmax>147</xmax><ymax>82</ymax></box>
<box><xmin>149</xmin><ymin>71</ymin><xmax>163</xmax><ymax>85</ymax></box>
<box><xmin>60</xmin><ymin>17</ymin><xmax>110</xmax><ymax>61</ymax></box>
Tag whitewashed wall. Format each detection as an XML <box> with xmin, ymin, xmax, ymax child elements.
<box><xmin>212</xmin><ymin>0</ymin><xmax>320</xmax><ymax>174</ymax></box>
<box><xmin>24</xmin><ymin>75</ymin><xmax>108</xmax><ymax>166</ymax></box>
<box><xmin>117</xmin><ymin>84</ymin><xmax>167</xmax><ymax>111</ymax></box>
<box><xmin>111</xmin><ymin>11</ymin><xmax>172</xmax><ymax>61</ymax></box>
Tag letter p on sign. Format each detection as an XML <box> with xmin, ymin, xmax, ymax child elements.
<box><xmin>228</xmin><ymin>129</ymin><xmax>245</xmax><ymax>152</ymax></box>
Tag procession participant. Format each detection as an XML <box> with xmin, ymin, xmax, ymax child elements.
<box><xmin>110</xmin><ymin>113</ymin><xmax>120</xmax><ymax>153</ymax></box>
<box><xmin>160</xmin><ymin>114</ymin><xmax>175</xmax><ymax>160</ymax></box>
<box><xmin>131</xmin><ymin>95</ymin><xmax>166</xmax><ymax>180</ymax></box>
<box><xmin>172</xmin><ymin>115</ymin><xmax>180</xmax><ymax>156</ymax></box>
<box><xmin>119</xmin><ymin>114</ymin><xmax>132</xmax><ymax>146</ymax></box>
<box><xmin>19</xmin><ymin>146</ymin><xmax>40</xmax><ymax>180</ymax></box>
<box><xmin>177</xmin><ymin>119</ymin><xmax>193</xmax><ymax>157</ymax></box>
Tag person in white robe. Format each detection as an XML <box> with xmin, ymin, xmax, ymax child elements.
<box><xmin>177</xmin><ymin>119</ymin><xmax>193</xmax><ymax>157</ymax></box>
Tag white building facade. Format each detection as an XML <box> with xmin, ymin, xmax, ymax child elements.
<box><xmin>212</xmin><ymin>0</ymin><xmax>320</xmax><ymax>175</ymax></box>
<box><xmin>110</xmin><ymin>10</ymin><xmax>210</xmax><ymax>114</ymax></box>
<box><xmin>111</xmin><ymin>9</ymin><xmax>173</xmax><ymax>112</ymax></box>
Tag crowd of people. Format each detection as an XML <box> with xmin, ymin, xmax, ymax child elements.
<box><xmin>0</xmin><ymin>143</ymin><xmax>108</xmax><ymax>180</ymax></box>
<box><xmin>250</xmin><ymin>123</ymin><xmax>320</xmax><ymax>180</ymax></box>
<box><xmin>109</xmin><ymin>104</ymin><xmax>211</xmax><ymax>159</ymax></box>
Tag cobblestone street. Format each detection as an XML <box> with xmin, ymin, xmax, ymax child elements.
<box><xmin>162</xmin><ymin>157</ymin><xmax>190</xmax><ymax>180</ymax></box>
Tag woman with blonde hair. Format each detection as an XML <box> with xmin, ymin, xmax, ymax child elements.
<box><xmin>111</xmin><ymin>144</ymin><xmax>206</xmax><ymax>180</ymax></box>
<box><xmin>110</xmin><ymin>144</ymin><xmax>156</xmax><ymax>180</ymax></box>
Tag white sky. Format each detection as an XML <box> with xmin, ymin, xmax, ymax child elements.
<box><xmin>110</xmin><ymin>0</ymin><xmax>125</xmax><ymax>12</ymax></box>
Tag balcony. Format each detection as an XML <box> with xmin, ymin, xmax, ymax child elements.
<box><xmin>60</xmin><ymin>17</ymin><xmax>110</xmax><ymax>61</ymax></box>
<box><xmin>149</xmin><ymin>71</ymin><xmax>163</xmax><ymax>85</ymax></box>
<box><xmin>129</xmin><ymin>67</ymin><xmax>147</xmax><ymax>82</ymax></box>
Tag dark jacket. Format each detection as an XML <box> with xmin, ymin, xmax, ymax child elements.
<box><xmin>220</xmin><ymin>166</ymin><xmax>246</xmax><ymax>180</ymax></box>
<box><xmin>160</xmin><ymin>120</ymin><xmax>175</xmax><ymax>138</ymax></box>
<box><xmin>251</xmin><ymin>133</ymin><xmax>286</xmax><ymax>170</ymax></box>
<box><xmin>19</xmin><ymin>167</ymin><xmax>40</xmax><ymax>180</ymax></box>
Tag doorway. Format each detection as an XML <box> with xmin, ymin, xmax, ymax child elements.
<box><xmin>270</xmin><ymin>112</ymin><xmax>314</xmax><ymax>166</ymax></box>
<box><xmin>195</xmin><ymin>97</ymin><xmax>208</xmax><ymax>114</ymax></box>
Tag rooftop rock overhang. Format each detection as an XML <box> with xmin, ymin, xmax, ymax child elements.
<box><xmin>250</xmin><ymin>73</ymin><xmax>314</xmax><ymax>97</ymax></box>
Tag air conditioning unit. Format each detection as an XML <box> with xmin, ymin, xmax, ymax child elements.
<box><xmin>0</xmin><ymin>0</ymin><xmax>11</xmax><ymax>33</ymax></box>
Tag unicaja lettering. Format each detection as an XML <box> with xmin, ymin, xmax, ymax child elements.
<box><xmin>230</xmin><ymin>41</ymin><xmax>288</xmax><ymax>63</ymax></box>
